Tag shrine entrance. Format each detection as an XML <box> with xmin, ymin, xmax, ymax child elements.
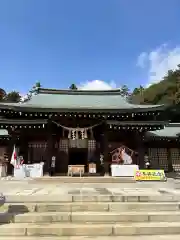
<box><xmin>67</xmin><ymin>139</ymin><xmax>88</xmax><ymax>176</ymax></box>
<box><xmin>68</xmin><ymin>148</ymin><xmax>88</xmax><ymax>168</ymax></box>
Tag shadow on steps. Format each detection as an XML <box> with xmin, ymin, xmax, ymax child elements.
<box><xmin>0</xmin><ymin>204</ymin><xmax>29</xmax><ymax>225</ymax></box>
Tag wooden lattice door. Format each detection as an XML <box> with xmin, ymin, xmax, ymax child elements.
<box><xmin>148</xmin><ymin>148</ymin><xmax>168</xmax><ymax>171</ymax></box>
<box><xmin>171</xmin><ymin>148</ymin><xmax>180</xmax><ymax>172</ymax></box>
<box><xmin>28</xmin><ymin>141</ymin><xmax>47</xmax><ymax>164</ymax></box>
<box><xmin>56</xmin><ymin>139</ymin><xmax>69</xmax><ymax>174</ymax></box>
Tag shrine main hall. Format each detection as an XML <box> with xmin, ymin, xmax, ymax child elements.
<box><xmin>0</xmin><ymin>87</ymin><xmax>180</xmax><ymax>176</ymax></box>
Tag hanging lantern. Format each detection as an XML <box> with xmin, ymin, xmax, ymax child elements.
<box><xmin>81</xmin><ymin>129</ymin><xmax>84</xmax><ymax>140</ymax></box>
<box><xmin>100</xmin><ymin>154</ymin><xmax>104</xmax><ymax>165</ymax></box>
<box><xmin>72</xmin><ymin>130</ymin><xmax>76</xmax><ymax>140</ymax></box>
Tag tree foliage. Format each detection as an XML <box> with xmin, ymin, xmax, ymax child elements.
<box><xmin>0</xmin><ymin>88</ymin><xmax>6</xmax><ymax>101</ymax></box>
<box><xmin>0</xmin><ymin>89</ymin><xmax>21</xmax><ymax>103</ymax></box>
<box><xmin>119</xmin><ymin>85</ymin><xmax>130</xmax><ymax>97</ymax></box>
<box><xmin>4</xmin><ymin>91</ymin><xmax>21</xmax><ymax>102</ymax></box>
<box><xmin>131</xmin><ymin>65</ymin><xmax>180</xmax><ymax>105</ymax></box>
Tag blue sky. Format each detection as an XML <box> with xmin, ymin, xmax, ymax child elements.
<box><xmin>0</xmin><ymin>0</ymin><xmax>180</xmax><ymax>93</ymax></box>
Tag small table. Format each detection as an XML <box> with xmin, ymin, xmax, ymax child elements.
<box><xmin>68</xmin><ymin>165</ymin><xmax>85</xmax><ymax>177</ymax></box>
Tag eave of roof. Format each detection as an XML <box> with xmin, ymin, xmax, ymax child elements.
<box><xmin>146</xmin><ymin>123</ymin><xmax>180</xmax><ymax>138</ymax></box>
<box><xmin>107</xmin><ymin>120</ymin><xmax>166</xmax><ymax>127</ymax></box>
<box><xmin>0</xmin><ymin>119</ymin><xmax>48</xmax><ymax>125</ymax></box>
<box><xmin>0</xmin><ymin>106</ymin><xmax>165</xmax><ymax>113</ymax></box>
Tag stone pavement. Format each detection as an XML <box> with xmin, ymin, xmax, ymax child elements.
<box><xmin>0</xmin><ymin>178</ymin><xmax>180</xmax><ymax>200</ymax></box>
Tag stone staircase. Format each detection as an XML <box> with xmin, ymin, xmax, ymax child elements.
<box><xmin>1</xmin><ymin>194</ymin><xmax>180</xmax><ymax>239</ymax></box>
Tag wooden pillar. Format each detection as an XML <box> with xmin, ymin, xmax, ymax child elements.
<box><xmin>19</xmin><ymin>130</ymin><xmax>28</xmax><ymax>164</ymax></box>
<box><xmin>167</xmin><ymin>147</ymin><xmax>173</xmax><ymax>172</ymax></box>
<box><xmin>104</xmin><ymin>130</ymin><xmax>109</xmax><ymax>175</ymax></box>
<box><xmin>135</xmin><ymin>131</ymin><xmax>146</xmax><ymax>169</ymax></box>
<box><xmin>100</xmin><ymin>123</ymin><xmax>109</xmax><ymax>175</ymax></box>
<box><xmin>7</xmin><ymin>128</ymin><xmax>17</xmax><ymax>175</ymax></box>
<box><xmin>46</xmin><ymin>120</ymin><xmax>54</xmax><ymax>175</ymax></box>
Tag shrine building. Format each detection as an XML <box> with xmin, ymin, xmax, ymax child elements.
<box><xmin>0</xmin><ymin>87</ymin><xmax>179</xmax><ymax>176</ymax></box>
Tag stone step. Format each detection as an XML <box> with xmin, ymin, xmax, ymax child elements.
<box><xmin>33</xmin><ymin>176</ymin><xmax>136</xmax><ymax>183</ymax></box>
<box><xmin>1</xmin><ymin>202</ymin><xmax>180</xmax><ymax>213</ymax></box>
<box><xmin>1</xmin><ymin>211</ymin><xmax>180</xmax><ymax>223</ymax></box>
<box><xmin>1</xmin><ymin>222</ymin><xmax>180</xmax><ymax>236</ymax></box>
<box><xmin>5</xmin><ymin>194</ymin><xmax>180</xmax><ymax>202</ymax></box>
<box><xmin>0</xmin><ymin>237</ymin><xmax>180</xmax><ymax>240</ymax></box>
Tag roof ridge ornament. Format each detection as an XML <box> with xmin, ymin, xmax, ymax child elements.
<box><xmin>20</xmin><ymin>85</ymin><xmax>40</xmax><ymax>103</ymax></box>
<box><xmin>30</xmin><ymin>85</ymin><xmax>39</xmax><ymax>95</ymax></box>
<box><xmin>38</xmin><ymin>88</ymin><xmax>124</xmax><ymax>95</ymax></box>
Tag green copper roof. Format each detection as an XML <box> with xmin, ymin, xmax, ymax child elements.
<box><xmin>0</xmin><ymin>88</ymin><xmax>165</xmax><ymax>112</ymax></box>
<box><xmin>146</xmin><ymin>123</ymin><xmax>180</xmax><ymax>138</ymax></box>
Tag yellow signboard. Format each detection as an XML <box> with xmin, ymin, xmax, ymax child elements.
<box><xmin>134</xmin><ymin>170</ymin><xmax>166</xmax><ymax>181</ymax></box>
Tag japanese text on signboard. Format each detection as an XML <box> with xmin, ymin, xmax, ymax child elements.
<box><xmin>135</xmin><ymin>170</ymin><xmax>166</xmax><ymax>181</ymax></box>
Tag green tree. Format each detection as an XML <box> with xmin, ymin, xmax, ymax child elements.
<box><xmin>69</xmin><ymin>83</ymin><xmax>78</xmax><ymax>90</ymax></box>
<box><xmin>132</xmin><ymin>85</ymin><xmax>144</xmax><ymax>96</ymax></box>
<box><xmin>131</xmin><ymin>85</ymin><xmax>145</xmax><ymax>104</ymax></box>
<box><xmin>4</xmin><ymin>91</ymin><xmax>21</xmax><ymax>102</ymax></box>
<box><xmin>0</xmin><ymin>88</ymin><xmax>6</xmax><ymax>101</ymax></box>
<box><xmin>133</xmin><ymin>65</ymin><xmax>180</xmax><ymax>105</ymax></box>
<box><xmin>120</xmin><ymin>85</ymin><xmax>130</xmax><ymax>97</ymax></box>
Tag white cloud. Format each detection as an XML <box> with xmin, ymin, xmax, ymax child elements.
<box><xmin>78</xmin><ymin>79</ymin><xmax>117</xmax><ymax>90</ymax></box>
<box><xmin>137</xmin><ymin>44</ymin><xmax>180</xmax><ymax>86</ymax></box>
<box><xmin>137</xmin><ymin>52</ymin><xmax>148</xmax><ymax>68</ymax></box>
